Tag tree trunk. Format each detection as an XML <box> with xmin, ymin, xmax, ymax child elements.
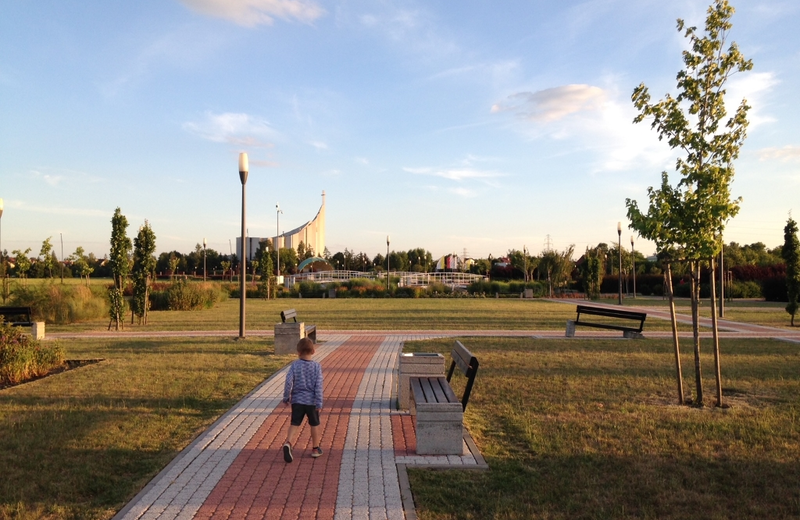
<box><xmin>666</xmin><ymin>263</ymin><xmax>685</xmax><ymax>405</ymax></box>
<box><xmin>690</xmin><ymin>260</ymin><xmax>703</xmax><ymax>406</ymax></box>
<box><xmin>709</xmin><ymin>257</ymin><xmax>723</xmax><ymax>407</ymax></box>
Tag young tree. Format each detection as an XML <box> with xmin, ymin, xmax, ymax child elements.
<box><xmin>539</xmin><ymin>246</ymin><xmax>575</xmax><ymax>297</ymax></box>
<box><xmin>783</xmin><ymin>217</ymin><xmax>800</xmax><ymax>326</ymax></box>
<box><xmin>256</xmin><ymin>241</ymin><xmax>274</xmax><ymax>299</ymax></box>
<box><xmin>131</xmin><ymin>221</ymin><xmax>157</xmax><ymax>325</ymax></box>
<box><xmin>109</xmin><ymin>207</ymin><xmax>132</xmax><ymax>331</ymax></box>
<box><xmin>12</xmin><ymin>248</ymin><xmax>32</xmax><ymax>281</ymax></box>
<box><xmin>39</xmin><ymin>237</ymin><xmax>56</xmax><ymax>278</ymax></box>
<box><xmin>627</xmin><ymin>0</ymin><xmax>752</xmax><ymax>406</ymax></box>
<box><xmin>70</xmin><ymin>246</ymin><xmax>94</xmax><ymax>285</ymax></box>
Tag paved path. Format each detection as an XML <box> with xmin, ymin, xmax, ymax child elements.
<box><xmin>99</xmin><ymin>310</ymin><xmax>800</xmax><ymax>519</ymax></box>
<box><xmin>113</xmin><ymin>334</ymin><xmax>484</xmax><ymax>520</ymax></box>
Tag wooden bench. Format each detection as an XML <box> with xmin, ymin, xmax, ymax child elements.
<box><xmin>0</xmin><ymin>306</ymin><xmax>45</xmax><ymax>339</ymax></box>
<box><xmin>566</xmin><ymin>304</ymin><xmax>646</xmax><ymax>338</ymax></box>
<box><xmin>274</xmin><ymin>308</ymin><xmax>316</xmax><ymax>354</ymax></box>
<box><xmin>410</xmin><ymin>341</ymin><xmax>479</xmax><ymax>455</ymax></box>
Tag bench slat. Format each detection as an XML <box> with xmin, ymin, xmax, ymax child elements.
<box><xmin>575</xmin><ymin>305</ymin><xmax>646</xmax><ymax>333</ymax></box>
<box><xmin>280</xmin><ymin>309</ymin><xmax>298</xmax><ymax>323</ymax></box>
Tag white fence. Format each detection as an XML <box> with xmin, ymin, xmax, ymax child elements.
<box><xmin>286</xmin><ymin>270</ymin><xmax>487</xmax><ymax>288</ymax></box>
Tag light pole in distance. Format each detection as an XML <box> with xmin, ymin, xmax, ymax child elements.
<box><xmin>203</xmin><ymin>237</ymin><xmax>207</xmax><ymax>282</ymax></box>
<box><xmin>386</xmin><ymin>235</ymin><xmax>390</xmax><ymax>292</ymax></box>
<box><xmin>276</xmin><ymin>203</ymin><xmax>282</xmax><ymax>286</ymax></box>
<box><xmin>238</xmin><ymin>152</ymin><xmax>248</xmax><ymax>339</ymax></box>
<box><xmin>617</xmin><ymin>222</ymin><xmax>623</xmax><ymax>305</ymax></box>
<box><xmin>630</xmin><ymin>236</ymin><xmax>636</xmax><ymax>299</ymax></box>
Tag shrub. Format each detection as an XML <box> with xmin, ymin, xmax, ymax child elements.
<box><xmin>0</xmin><ymin>319</ymin><xmax>64</xmax><ymax>385</ymax></box>
<box><xmin>11</xmin><ymin>282</ymin><xmax>107</xmax><ymax>324</ymax></box>
<box><xmin>151</xmin><ymin>280</ymin><xmax>227</xmax><ymax>311</ymax></box>
<box><xmin>727</xmin><ymin>280</ymin><xmax>762</xmax><ymax>299</ymax></box>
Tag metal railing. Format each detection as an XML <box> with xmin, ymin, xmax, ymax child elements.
<box><xmin>286</xmin><ymin>270</ymin><xmax>487</xmax><ymax>287</ymax></box>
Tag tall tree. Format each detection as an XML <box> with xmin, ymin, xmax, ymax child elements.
<box><xmin>627</xmin><ymin>0</ymin><xmax>752</xmax><ymax>406</ymax></box>
<box><xmin>11</xmin><ymin>248</ymin><xmax>32</xmax><ymax>281</ymax></box>
<box><xmin>256</xmin><ymin>240</ymin><xmax>274</xmax><ymax>299</ymax></box>
<box><xmin>580</xmin><ymin>246</ymin><xmax>604</xmax><ymax>300</ymax></box>
<box><xmin>131</xmin><ymin>221</ymin><xmax>157</xmax><ymax>325</ymax></box>
<box><xmin>783</xmin><ymin>217</ymin><xmax>800</xmax><ymax>326</ymax></box>
<box><xmin>109</xmin><ymin>207</ymin><xmax>132</xmax><ymax>331</ymax></box>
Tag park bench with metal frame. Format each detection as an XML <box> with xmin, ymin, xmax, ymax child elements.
<box><xmin>410</xmin><ymin>340</ymin><xmax>479</xmax><ymax>454</ymax></box>
<box><xmin>566</xmin><ymin>304</ymin><xmax>646</xmax><ymax>338</ymax></box>
<box><xmin>0</xmin><ymin>306</ymin><xmax>45</xmax><ymax>339</ymax></box>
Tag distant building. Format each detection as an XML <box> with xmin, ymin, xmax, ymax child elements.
<box><xmin>237</xmin><ymin>191</ymin><xmax>326</xmax><ymax>261</ymax></box>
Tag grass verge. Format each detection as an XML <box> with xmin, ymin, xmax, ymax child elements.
<box><xmin>0</xmin><ymin>336</ymin><xmax>291</xmax><ymax>519</ymax></box>
<box><xmin>404</xmin><ymin>337</ymin><xmax>800</xmax><ymax>520</ymax></box>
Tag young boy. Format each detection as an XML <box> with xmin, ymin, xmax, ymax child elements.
<box><xmin>282</xmin><ymin>337</ymin><xmax>324</xmax><ymax>462</ymax></box>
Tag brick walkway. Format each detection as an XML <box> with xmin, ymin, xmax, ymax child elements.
<box><xmin>114</xmin><ymin>334</ymin><xmax>484</xmax><ymax>520</ymax></box>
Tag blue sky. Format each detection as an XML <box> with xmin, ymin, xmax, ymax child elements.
<box><xmin>2</xmin><ymin>0</ymin><xmax>798</xmax><ymax>261</ymax></box>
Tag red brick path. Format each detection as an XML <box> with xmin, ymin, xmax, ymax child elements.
<box><xmin>194</xmin><ymin>336</ymin><xmax>384</xmax><ymax>520</ymax></box>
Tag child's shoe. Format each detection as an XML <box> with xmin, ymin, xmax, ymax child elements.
<box><xmin>283</xmin><ymin>443</ymin><xmax>293</xmax><ymax>463</ymax></box>
<box><xmin>311</xmin><ymin>447</ymin><xmax>323</xmax><ymax>458</ymax></box>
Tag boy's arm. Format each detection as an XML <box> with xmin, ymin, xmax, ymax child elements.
<box><xmin>283</xmin><ymin>364</ymin><xmax>293</xmax><ymax>403</ymax></box>
<box><xmin>315</xmin><ymin>364</ymin><xmax>324</xmax><ymax>410</ymax></box>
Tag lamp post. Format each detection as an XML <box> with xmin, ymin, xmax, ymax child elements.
<box><xmin>238</xmin><ymin>152</ymin><xmax>248</xmax><ymax>339</ymax></box>
<box><xmin>386</xmin><ymin>235</ymin><xmax>390</xmax><ymax>292</ymax></box>
<box><xmin>276</xmin><ymin>203</ymin><xmax>282</xmax><ymax>285</ymax></box>
<box><xmin>630</xmin><ymin>236</ymin><xmax>636</xmax><ymax>299</ymax></box>
<box><xmin>617</xmin><ymin>222</ymin><xmax>622</xmax><ymax>305</ymax></box>
<box><xmin>1</xmin><ymin>198</ymin><xmax>4</xmax><ymax>268</ymax></box>
<box><xmin>203</xmin><ymin>237</ymin><xmax>207</xmax><ymax>282</ymax></box>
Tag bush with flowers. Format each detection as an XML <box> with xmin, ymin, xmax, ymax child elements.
<box><xmin>0</xmin><ymin>319</ymin><xmax>64</xmax><ymax>386</ymax></box>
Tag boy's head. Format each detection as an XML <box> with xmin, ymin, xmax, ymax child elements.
<box><xmin>296</xmin><ymin>337</ymin><xmax>315</xmax><ymax>356</ymax></box>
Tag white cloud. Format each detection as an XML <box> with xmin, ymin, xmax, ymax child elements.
<box><xmin>310</xmin><ymin>141</ymin><xmax>328</xmax><ymax>150</ymax></box>
<box><xmin>491</xmin><ymin>85</ymin><xmax>606</xmax><ymax>123</ymax></box>
<box><xmin>449</xmin><ymin>187</ymin><xmax>477</xmax><ymax>198</ymax></box>
<box><xmin>492</xmin><ymin>83</ymin><xmax>674</xmax><ymax>173</ymax></box>
<box><xmin>759</xmin><ymin>145</ymin><xmax>800</xmax><ymax>162</ymax></box>
<box><xmin>726</xmin><ymin>71</ymin><xmax>778</xmax><ymax>129</ymax></box>
<box><xmin>179</xmin><ymin>0</ymin><xmax>325</xmax><ymax>27</ymax></box>
<box><xmin>182</xmin><ymin>112</ymin><xmax>279</xmax><ymax>147</ymax></box>
<box><xmin>355</xmin><ymin>157</ymin><xmax>369</xmax><ymax>165</ymax></box>
<box><xmin>404</xmin><ymin>167</ymin><xmax>502</xmax><ymax>181</ymax></box>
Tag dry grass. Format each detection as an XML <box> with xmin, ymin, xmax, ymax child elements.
<box><xmin>405</xmin><ymin>337</ymin><xmax>800</xmax><ymax>519</ymax></box>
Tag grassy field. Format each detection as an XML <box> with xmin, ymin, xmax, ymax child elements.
<box><xmin>45</xmin><ymin>297</ymin><xmax>702</xmax><ymax>333</ymax></box>
<box><xmin>0</xmin><ymin>336</ymin><xmax>292</xmax><ymax>519</ymax></box>
<box><xmin>404</xmin><ymin>337</ymin><xmax>800</xmax><ymax>519</ymax></box>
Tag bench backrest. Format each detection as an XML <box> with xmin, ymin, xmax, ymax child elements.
<box><xmin>280</xmin><ymin>309</ymin><xmax>298</xmax><ymax>323</ymax></box>
<box><xmin>576</xmin><ymin>305</ymin><xmax>646</xmax><ymax>331</ymax></box>
<box><xmin>0</xmin><ymin>307</ymin><xmax>32</xmax><ymax>323</ymax></box>
<box><xmin>446</xmin><ymin>340</ymin><xmax>479</xmax><ymax>411</ymax></box>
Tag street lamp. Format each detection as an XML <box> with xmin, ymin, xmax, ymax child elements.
<box><xmin>238</xmin><ymin>152</ymin><xmax>248</xmax><ymax>339</ymax></box>
<box><xmin>617</xmin><ymin>222</ymin><xmax>622</xmax><ymax>305</ymax></box>
<box><xmin>276</xmin><ymin>203</ymin><xmax>282</xmax><ymax>285</ymax></box>
<box><xmin>630</xmin><ymin>236</ymin><xmax>636</xmax><ymax>299</ymax></box>
<box><xmin>386</xmin><ymin>235</ymin><xmax>390</xmax><ymax>292</ymax></box>
<box><xmin>203</xmin><ymin>237</ymin><xmax>207</xmax><ymax>282</ymax></box>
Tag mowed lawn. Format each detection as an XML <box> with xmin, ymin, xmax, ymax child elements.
<box><xmin>404</xmin><ymin>337</ymin><xmax>800</xmax><ymax>520</ymax></box>
<box><xmin>47</xmin><ymin>297</ymin><xmax>695</xmax><ymax>333</ymax></box>
<box><xmin>0</xmin><ymin>336</ymin><xmax>293</xmax><ymax>520</ymax></box>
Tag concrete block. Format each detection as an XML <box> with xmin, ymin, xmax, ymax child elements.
<box><xmin>565</xmin><ymin>319</ymin><xmax>575</xmax><ymax>337</ymax></box>
<box><xmin>274</xmin><ymin>322</ymin><xmax>305</xmax><ymax>354</ymax></box>
<box><xmin>398</xmin><ymin>353</ymin><xmax>445</xmax><ymax>410</ymax></box>
<box><xmin>415</xmin><ymin>415</ymin><xmax>464</xmax><ymax>455</ymax></box>
<box><xmin>32</xmin><ymin>322</ymin><xmax>45</xmax><ymax>340</ymax></box>
<box><xmin>623</xmin><ymin>330</ymin><xmax>644</xmax><ymax>339</ymax></box>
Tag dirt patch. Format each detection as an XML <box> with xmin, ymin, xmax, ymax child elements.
<box><xmin>0</xmin><ymin>359</ymin><xmax>104</xmax><ymax>390</ymax></box>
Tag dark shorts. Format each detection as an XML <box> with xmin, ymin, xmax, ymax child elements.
<box><xmin>290</xmin><ymin>403</ymin><xmax>320</xmax><ymax>427</ymax></box>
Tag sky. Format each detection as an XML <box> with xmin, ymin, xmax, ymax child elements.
<box><xmin>2</xmin><ymin>0</ymin><xmax>799</xmax><ymax>262</ymax></box>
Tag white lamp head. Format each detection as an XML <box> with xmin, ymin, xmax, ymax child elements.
<box><xmin>0</xmin><ymin>198</ymin><xmax>4</xmax><ymax>218</ymax></box>
<box><xmin>238</xmin><ymin>152</ymin><xmax>249</xmax><ymax>184</ymax></box>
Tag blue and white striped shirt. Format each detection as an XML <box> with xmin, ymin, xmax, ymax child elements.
<box><xmin>283</xmin><ymin>358</ymin><xmax>324</xmax><ymax>409</ymax></box>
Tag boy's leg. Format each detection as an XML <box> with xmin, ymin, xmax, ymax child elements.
<box><xmin>284</xmin><ymin>424</ymin><xmax>299</xmax><ymax>446</ymax></box>
<box><xmin>310</xmin><ymin>424</ymin><xmax>321</xmax><ymax>448</ymax></box>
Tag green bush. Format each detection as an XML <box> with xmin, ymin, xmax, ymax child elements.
<box><xmin>727</xmin><ymin>280</ymin><xmax>762</xmax><ymax>299</ymax></box>
<box><xmin>151</xmin><ymin>280</ymin><xmax>227</xmax><ymax>311</ymax></box>
<box><xmin>0</xmin><ymin>319</ymin><xmax>64</xmax><ymax>385</ymax></box>
<box><xmin>10</xmin><ymin>282</ymin><xmax>107</xmax><ymax>324</ymax></box>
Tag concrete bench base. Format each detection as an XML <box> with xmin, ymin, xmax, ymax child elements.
<box><xmin>411</xmin><ymin>376</ymin><xmax>464</xmax><ymax>455</ymax></box>
<box><xmin>274</xmin><ymin>322</ymin><xmax>305</xmax><ymax>354</ymax></box>
<box><xmin>398</xmin><ymin>353</ymin><xmax>444</xmax><ymax>410</ymax></box>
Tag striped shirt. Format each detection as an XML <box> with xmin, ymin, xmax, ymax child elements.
<box><xmin>283</xmin><ymin>358</ymin><xmax>324</xmax><ymax>409</ymax></box>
